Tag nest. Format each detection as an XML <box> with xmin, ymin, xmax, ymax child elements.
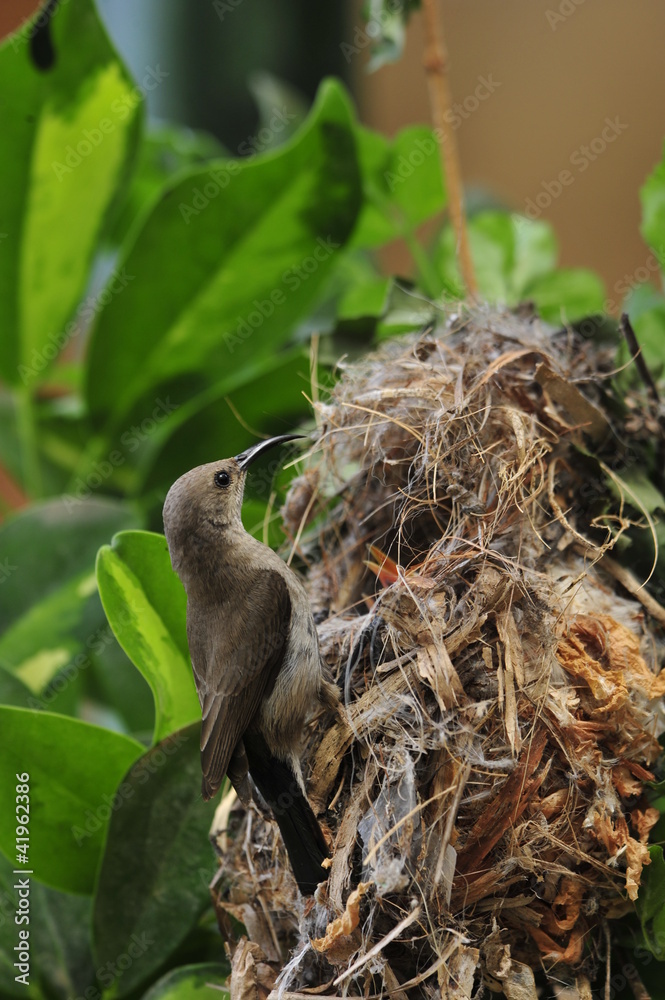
<box><xmin>212</xmin><ymin>306</ymin><xmax>665</xmax><ymax>1000</ymax></box>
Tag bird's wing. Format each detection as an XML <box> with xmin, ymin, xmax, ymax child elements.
<box><xmin>187</xmin><ymin>568</ymin><xmax>291</xmax><ymax>800</ymax></box>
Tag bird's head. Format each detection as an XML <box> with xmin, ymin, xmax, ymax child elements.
<box><xmin>163</xmin><ymin>434</ymin><xmax>303</xmax><ymax>570</ymax></box>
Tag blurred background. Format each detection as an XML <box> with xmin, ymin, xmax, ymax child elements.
<box><xmin>3</xmin><ymin>0</ymin><xmax>664</xmax><ymax>298</ymax></box>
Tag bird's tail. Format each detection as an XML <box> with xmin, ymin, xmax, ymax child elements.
<box><xmin>245</xmin><ymin>735</ymin><xmax>329</xmax><ymax>895</ymax></box>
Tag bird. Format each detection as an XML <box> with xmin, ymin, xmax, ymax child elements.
<box><xmin>162</xmin><ymin>434</ymin><xmax>339</xmax><ymax>894</ymax></box>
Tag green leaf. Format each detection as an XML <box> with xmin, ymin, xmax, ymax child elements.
<box><xmin>0</xmin><ymin>0</ymin><xmax>142</xmax><ymax>384</ymax></box>
<box><xmin>93</xmin><ymin>725</ymin><xmax>219</xmax><ymax>998</ymax></box>
<box><xmin>139</xmin><ymin>348</ymin><xmax>317</xmax><ymax>500</ymax></box>
<box><xmin>108</xmin><ymin>123</ymin><xmax>226</xmax><ymax>248</ymax></box>
<box><xmin>142</xmin><ymin>964</ymin><xmax>230</xmax><ymax>1000</ymax></box>
<box><xmin>0</xmin><ymin>853</ymin><xmax>40</xmax><ymax>998</ymax></box>
<box><xmin>85</xmin><ymin>77</ymin><xmax>362</xmax><ymax>430</ymax></box>
<box><xmin>96</xmin><ymin>531</ymin><xmax>199</xmax><ymax>743</ymax></box>
<box><xmin>436</xmin><ymin>212</ymin><xmax>563</xmax><ymax>306</ymax></box>
<box><xmin>359</xmin><ymin>0</ymin><xmax>422</xmax><ymax>72</ymax></box>
<box><xmin>0</xmin><ymin>496</ymin><xmax>139</xmax><ymax>634</ymax></box>
<box><xmin>88</xmin><ymin>637</ymin><xmax>155</xmax><ymax>738</ymax></box>
<box><xmin>468</xmin><ymin>212</ymin><xmax>515</xmax><ymax>302</ymax></box>
<box><xmin>0</xmin><ymin>663</ymin><xmax>36</xmax><ymax>708</ymax></box>
<box><xmin>30</xmin><ymin>881</ymin><xmax>96</xmax><ymax>999</ymax></box>
<box><xmin>637</xmin><ymin>845</ymin><xmax>665</xmax><ymax>958</ymax></box>
<box><xmin>375</xmin><ymin>279</ymin><xmax>439</xmax><ymax>341</ymax></box>
<box><xmin>337</xmin><ymin>273</ymin><xmax>390</xmax><ymax>320</ymax></box>
<box><xmin>0</xmin><ymin>569</ymin><xmax>96</xmax><ymax>690</ymax></box>
<box><xmin>608</xmin><ymin>468</ymin><xmax>665</xmax><ymax>516</ymax></box>
<box><xmin>526</xmin><ymin>268</ymin><xmax>606</xmax><ymax>324</ymax></box>
<box><xmin>352</xmin><ymin>124</ymin><xmax>445</xmax><ymax>248</ymax></box>
<box><xmin>0</xmin><ymin>706</ymin><xmax>143</xmax><ymax>893</ymax></box>
<box><xmin>640</xmin><ymin>142</ymin><xmax>665</xmax><ymax>260</ymax></box>
<box><xmin>627</xmin><ymin>306</ymin><xmax>665</xmax><ymax>380</ymax></box>
<box><xmin>511</xmin><ymin>217</ymin><xmax>558</xmax><ymax>296</ymax></box>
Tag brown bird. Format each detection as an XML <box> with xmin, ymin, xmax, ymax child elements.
<box><xmin>163</xmin><ymin>434</ymin><xmax>338</xmax><ymax>894</ymax></box>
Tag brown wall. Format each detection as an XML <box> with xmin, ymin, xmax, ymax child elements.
<box><xmin>352</xmin><ymin>1</ymin><xmax>665</xmax><ymax>306</ymax></box>
<box><xmin>0</xmin><ymin>0</ymin><xmax>38</xmax><ymax>41</ymax></box>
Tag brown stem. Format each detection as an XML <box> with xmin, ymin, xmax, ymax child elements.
<box><xmin>420</xmin><ymin>0</ymin><xmax>477</xmax><ymax>300</ymax></box>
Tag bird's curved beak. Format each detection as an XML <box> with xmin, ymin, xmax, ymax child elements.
<box><xmin>235</xmin><ymin>434</ymin><xmax>305</xmax><ymax>471</ymax></box>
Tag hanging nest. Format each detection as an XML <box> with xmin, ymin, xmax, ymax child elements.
<box><xmin>211</xmin><ymin>305</ymin><xmax>665</xmax><ymax>1000</ymax></box>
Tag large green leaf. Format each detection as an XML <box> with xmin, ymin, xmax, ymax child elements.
<box><xmin>93</xmin><ymin>725</ymin><xmax>219</xmax><ymax>999</ymax></box>
<box><xmin>96</xmin><ymin>531</ymin><xmax>199</xmax><ymax>743</ymax></box>
<box><xmin>0</xmin><ymin>707</ymin><xmax>143</xmax><ymax>893</ymax></box>
<box><xmin>352</xmin><ymin>124</ymin><xmax>445</xmax><ymax>248</ymax></box>
<box><xmin>0</xmin><ymin>0</ymin><xmax>141</xmax><ymax>385</ymax></box>
<box><xmin>107</xmin><ymin>123</ymin><xmax>226</xmax><ymax>248</ymax></box>
<box><xmin>84</xmin><ymin>78</ymin><xmax>362</xmax><ymax>431</ymax></box>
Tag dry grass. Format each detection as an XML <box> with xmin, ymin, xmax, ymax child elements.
<box><xmin>212</xmin><ymin>306</ymin><xmax>665</xmax><ymax>1000</ymax></box>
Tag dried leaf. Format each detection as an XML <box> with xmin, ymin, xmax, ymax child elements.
<box><xmin>230</xmin><ymin>938</ymin><xmax>276</xmax><ymax>1000</ymax></box>
<box><xmin>311</xmin><ymin>882</ymin><xmax>372</xmax><ymax>953</ymax></box>
<box><xmin>439</xmin><ymin>946</ymin><xmax>480</xmax><ymax>999</ymax></box>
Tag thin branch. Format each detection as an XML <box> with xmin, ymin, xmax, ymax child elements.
<box><xmin>420</xmin><ymin>0</ymin><xmax>477</xmax><ymax>299</ymax></box>
<box><xmin>620</xmin><ymin>313</ymin><xmax>660</xmax><ymax>406</ymax></box>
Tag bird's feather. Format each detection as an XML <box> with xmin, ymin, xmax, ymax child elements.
<box><xmin>186</xmin><ymin>568</ymin><xmax>292</xmax><ymax>799</ymax></box>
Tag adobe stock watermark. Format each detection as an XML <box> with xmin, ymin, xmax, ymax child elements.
<box><xmin>0</xmin><ymin>558</ymin><xmax>17</xmax><ymax>584</ymax></box>
<box><xmin>178</xmin><ymin>105</ymin><xmax>297</xmax><ymax>223</ymax></box>
<box><xmin>51</xmin><ymin>65</ymin><xmax>169</xmax><ymax>181</ymax></box>
<box><xmin>63</xmin><ymin>397</ymin><xmax>179</xmax><ymax>511</ymax></box>
<box><xmin>213</xmin><ymin>0</ymin><xmax>243</xmax><ymax>21</ymax></box>
<box><xmin>340</xmin><ymin>0</ymin><xmax>403</xmax><ymax>63</ymax></box>
<box><xmin>18</xmin><ymin>267</ymin><xmax>134</xmax><ymax>385</ymax></box>
<box><xmin>222</xmin><ymin>236</ymin><xmax>340</xmax><ymax>353</ymax></box>
<box><xmin>385</xmin><ymin>75</ymin><xmax>500</xmax><ymax>192</ymax></box>
<box><xmin>69</xmin><ymin>933</ymin><xmax>154</xmax><ymax>1000</ymax></box>
<box><xmin>520</xmin><ymin>117</ymin><xmax>628</xmax><ymax>222</ymax></box>
<box><xmin>9</xmin><ymin>0</ymin><xmax>70</xmax><ymax>54</ymax></box>
<box><xmin>546</xmin><ymin>0</ymin><xmax>587</xmax><ymax>31</ymax></box>
<box><xmin>25</xmin><ymin>621</ymin><xmax>117</xmax><ymax>713</ymax></box>
<box><xmin>603</xmin><ymin>245</ymin><xmax>665</xmax><ymax>314</ymax></box>
<box><xmin>71</xmin><ymin>731</ymin><xmax>189</xmax><ymax>845</ymax></box>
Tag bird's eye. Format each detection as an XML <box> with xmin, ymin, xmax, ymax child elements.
<box><xmin>214</xmin><ymin>470</ymin><xmax>231</xmax><ymax>488</ymax></box>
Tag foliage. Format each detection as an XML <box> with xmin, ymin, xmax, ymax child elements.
<box><xmin>0</xmin><ymin>0</ymin><xmax>663</xmax><ymax>996</ymax></box>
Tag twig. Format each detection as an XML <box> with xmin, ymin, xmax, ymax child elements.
<box><xmin>617</xmin><ymin>947</ymin><xmax>652</xmax><ymax>1000</ymax></box>
<box><xmin>590</xmin><ymin>550</ymin><xmax>665</xmax><ymax>627</ymax></box>
<box><xmin>620</xmin><ymin>313</ymin><xmax>660</xmax><ymax>407</ymax></box>
<box><xmin>420</xmin><ymin>0</ymin><xmax>477</xmax><ymax>299</ymax></box>
<box><xmin>333</xmin><ymin>906</ymin><xmax>422</xmax><ymax>985</ymax></box>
